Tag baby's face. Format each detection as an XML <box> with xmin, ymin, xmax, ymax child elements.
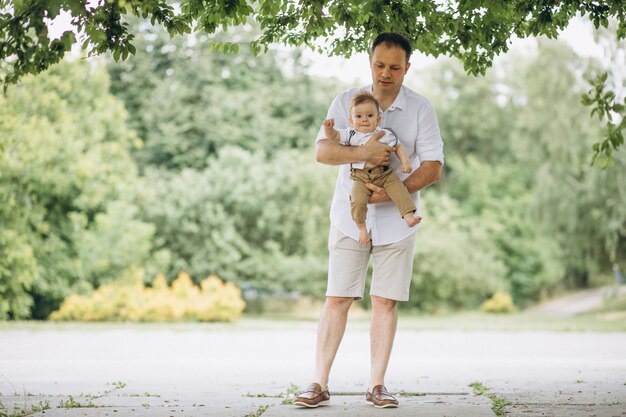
<box><xmin>349</xmin><ymin>102</ymin><xmax>380</xmax><ymax>133</ymax></box>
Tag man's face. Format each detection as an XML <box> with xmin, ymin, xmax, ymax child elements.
<box><xmin>369</xmin><ymin>44</ymin><xmax>410</xmax><ymax>94</ymax></box>
<box><xmin>349</xmin><ymin>101</ymin><xmax>381</xmax><ymax>133</ymax></box>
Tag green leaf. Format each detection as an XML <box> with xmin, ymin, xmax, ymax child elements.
<box><xmin>47</xmin><ymin>3</ymin><xmax>62</xmax><ymax>19</ymax></box>
<box><xmin>60</xmin><ymin>31</ymin><xmax>76</xmax><ymax>51</ymax></box>
<box><xmin>580</xmin><ymin>94</ymin><xmax>593</xmax><ymax>106</ymax></box>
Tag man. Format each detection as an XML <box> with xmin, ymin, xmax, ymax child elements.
<box><xmin>294</xmin><ymin>33</ymin><xmax>444</xmax><ymax>409</ymax></box>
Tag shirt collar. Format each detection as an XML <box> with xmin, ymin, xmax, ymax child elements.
<box><xmin>363</xmin><ymin>84</ymin><xmax>406</xmax><ymax>112</ymax></box>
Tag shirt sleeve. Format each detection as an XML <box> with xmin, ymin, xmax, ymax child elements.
<box><xmin>315</xmin><ymin>93</ymin><xmax>350</xmax><ymax>144</ymax></box>
<box><xmin>416</xmin><ymin>104</ymin><xmax>445</xmax><ymax>165</ymax></box>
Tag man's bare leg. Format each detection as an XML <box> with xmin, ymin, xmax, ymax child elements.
<box><xmin>313</xmin><ymin>296</ymin><xmax>354</xmax><ymax>389</ymax></box>
<box><xmin>369</xmin><ymin>295</ymin><xmax>398</xmax><ymax>389</ymax></box>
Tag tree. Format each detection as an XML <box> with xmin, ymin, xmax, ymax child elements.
<box><xmin>0</xmin><ymin>58</ymin><xmax>157</xmax><ymax>319</ymax></box>
<box><xmin>510</xmin><ymin>40</ymin><xmax>626</xmax><ymax>286</ymax></box>
<box><xmin>1</xmin><ymin>1</ymin><xmax>625</xmax><ymax>159</ymax></box>
<box><xmin>106</xmin><ymin>19</ymin><xmax>335</xmax><ymax>170</ymax></box>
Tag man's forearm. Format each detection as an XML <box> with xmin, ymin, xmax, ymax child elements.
<box><xmin>404</xmin><ymin>161</ymin><xmax>442</xmax><ymax>193</ymax></box>
<box><xmin>315</xmin><ymin>139</ymin><xmax>365</xmax><ymax>165</ymax></box>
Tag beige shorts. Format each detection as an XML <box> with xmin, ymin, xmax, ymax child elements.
<box><xmin>326</xmin><ymin>225</ymin><xmax>417</xmax><ymax>301</ymax></box>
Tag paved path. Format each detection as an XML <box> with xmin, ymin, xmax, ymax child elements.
<box><xmin>528</xmin><ymin>285</ymin><xmax>626</xmax><ymax>316</ymax></box>
<box><xmin>1</xmin><ymin>321</ymin><xmax>625</xmax><ymax>416</ymax></box>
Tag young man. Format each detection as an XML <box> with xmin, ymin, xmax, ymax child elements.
<box><xmin>294</xmin><ymin>33</ymin><xmax>444</xmax><ymax>409</ymax></box>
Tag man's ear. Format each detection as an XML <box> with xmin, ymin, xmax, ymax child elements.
<box><xmin>405</xmin><ymin>62</ymin><xmax>411</xmax><ymax>74</ymax></box>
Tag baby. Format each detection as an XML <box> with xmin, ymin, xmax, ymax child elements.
<box><xmin>323</xmin><ymin>91</ymin><xmax>421</xmax><ymax>245</ymax></box>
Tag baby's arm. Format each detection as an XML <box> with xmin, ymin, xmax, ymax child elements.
<box><xmin>395</xmin><ymin>144</ymin><xmax>412</xmax><ymax>173</ymax></box>
<box><xmin>323</xmin><ymin>119</ymin><xmax>341</xmax><ymax>142</ymax></box>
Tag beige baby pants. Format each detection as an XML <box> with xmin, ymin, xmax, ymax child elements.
<box><xmin>350</xmin><ymin>166</ymin><xmax>416</xmax><ymax>223</ymax></box>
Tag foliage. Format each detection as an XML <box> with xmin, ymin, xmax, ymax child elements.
<box><xmin>583</xmin><ymin>72</ymin><xmax>626</xmax><ymax>168</ymax></box>
<box><xmin>408</xmin><ymin>193</ymin><xmax>509</xmax><ymax>312</ymax></box>
<box><xmin>0</xmin><ymin>58</ymin><xmax>153</xmax><ymax>318</ymax></box>
<box><xmin>481</xmin><ymin>291</ymin><xmax>517</xmax><ymax>314</ymax></box>
<box><xmin>2</xmin><ymin>1</ymin><xmax>625</xmax><ymax>84</ymax></box>
<box><xmin>3</xmin><ymin>18</ymin><xmax>626</xmax><ymax>318</ymax></box>
<box><xmin>509</xmin><ymin>41</ymin><xmax>626</xmax><ymax>285</ymax></box>
<box><xmin>1</xmin><ymin>2</ymin><xmax>625</xmax><ymax>158</ymax></box>
<box><xmin>581</xmin><ymin>22</ymin><xmax>626</xmax><ymax>167</ymax></box>
<box><xmin>50</xmin><ymin>270</ymin><xmax>245</xmax><ymax>322</ymax></box>
<box><xmin>134</xmin><ymin>148</ymin><xmax>334</xmax><ymax>296</ymax></box>
<box><xmin>107</xmin><ymin>20</ymin><xmax>334</xmax><ymax>170</ymax></box>
<box><xmin>421</xmin><ymin>39</ymin><xmax>624</xmax><ymax>298</ymax></box>
<box><xmin>442</xmin><ymin>153</ymin><xmax>565</xmax><ymax>305</ymax></box>
<box><xmin>414</xmin><ymin>59</ymin><xmax>516</xmax><ymax>163</ymax></box>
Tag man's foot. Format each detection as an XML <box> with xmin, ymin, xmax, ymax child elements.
<box><xmin>403</xmin><ymin>213</ymin><xmax>422</xmax><ymax>227</ymax></box>
<box><xmin>366</xmin><ymin>385</ymin><xmax>399</xmax><ymax>408</ymax></box>
<box><xmin>293</xmin><ymin>383</ymin><xmax>330</xmax><ymax>408</ymax></box>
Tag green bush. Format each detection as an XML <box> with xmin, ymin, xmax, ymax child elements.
<box><xmin>407</xmin><ymin>194</ymin><xmax>509</xmax><ymax>312</ymax></box>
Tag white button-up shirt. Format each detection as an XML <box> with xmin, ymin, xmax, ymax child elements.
<box><xmin>316</xmin><ymin>85</ymin><xmax>444</xmax><ymax>245</ymax></box>
<box><xmin>337</xmin><ymin>128</ymin><xmax>398</xmax><ymax>169</ymax></box>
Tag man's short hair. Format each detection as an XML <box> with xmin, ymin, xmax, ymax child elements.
<box><xmin>371</xmin><ymin>33</ymin><xmax>412</xmax><ymax>63</ymax></box>
<box><xmin>350</xmin><ymin>91</ymin><xmax>380</xmax><ymax>114</ymax></box>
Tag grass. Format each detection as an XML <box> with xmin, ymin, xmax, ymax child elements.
<box><xmin>0</xmin><ymin>400</ymin><xmax>50</xmax><ymax>417</ymax></box>
<box><xmin>588</xmin><ymin>293</ymin><xmax>626</xmax><ymax>313</ymax></box>
<box><xmin>241</xmin><ymin>383</ymin><xmax>300</xmax><ymax>405</ymax></box>
<box><xmin>397</xmin><ymin>310</ymin><xmax>626</xmax><ymax>332</ymax></box>
<box><xmin>245</xmin><ymin>404</ymin><xmax>271</xmax><ymax>417</ymax></box>
<box><xmin>469</xmin><ymin>381</ymin><xmax>510</xmax><ymax>417</ymax></box>
<box><xmin>0</xmin><ymin>382</ymin><xmax>164</xmax><ymax>416</ymax></box>
<box><xmin>57</xmin><ymin>395</ymin><xmax>97</xmax><ymax>409</ymax></box>
<box><xmin>2</xmin><ymin>308</ymin><xmax>626</xmax><ymax>332</ymax></box>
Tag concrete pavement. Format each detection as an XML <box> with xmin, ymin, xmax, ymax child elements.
<box><xmin>1</xmin><ymin>320</ymin><xmax>625</xmax><ymax>416</ymax></box>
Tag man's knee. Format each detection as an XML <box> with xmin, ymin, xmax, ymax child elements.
<box><xmin>325</xmin><ymin>296</ymin><xmax>354</xmax><ymax>312</ymax></box>
<box><xmin>371</xmin><ymin>295</ymin><xmax>397</xmax><ymax>311</ymax></box>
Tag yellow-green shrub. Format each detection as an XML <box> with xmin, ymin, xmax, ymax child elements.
<box><xmin>49</xmin><ymin>270</ymin><xmax>245</xmax><ymax>322</ymax></box>
<box><xmin>480</xmin><ymin>291</ymin><xmax>517</xmax><ymax>314</ymax></box>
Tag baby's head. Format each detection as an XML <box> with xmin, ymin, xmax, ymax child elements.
<box><xmin>349</xmin><ymin>92</ymin><xmax>381</xmax><ymax>134</ymax></box>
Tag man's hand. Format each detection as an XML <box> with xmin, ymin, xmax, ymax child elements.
<box><xmin>362</xmin><ymin>131</ymin><xmax>395</xmax><ymax>166</ymax></box>
<box><xmin>366</xmin><ymin>183</ymin><xmax>391</xmax><ymax>203</ymax></box>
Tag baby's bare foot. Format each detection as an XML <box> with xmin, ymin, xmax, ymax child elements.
<box><xmin>404</xmin><ymin>213</ymin><xmax>422</xmax><ymax>227</ymax></box>
<box><xmin>358</xmin><ymin>229</ymin><xmax>370</xmax><ymax>245</ymax></box>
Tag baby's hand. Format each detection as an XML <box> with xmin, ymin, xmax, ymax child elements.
<box><xmin>402</xmin><ymin>163</ymin><xmax>412</xmax><ymax>173</ymax></box>
<box><xmin>323</xmin><ymin>118</ymin><xmax>335</xmax><ymax>129</ymax></box>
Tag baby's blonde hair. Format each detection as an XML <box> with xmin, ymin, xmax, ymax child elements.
<box><xmin>350</xmin><ymin>92</ymin><xmax>380</xmax><ymax>114</ymax></box>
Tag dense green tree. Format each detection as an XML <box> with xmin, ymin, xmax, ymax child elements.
<box><xmin>134</xmin><ymin>147</ymin><xmax>334</xmax><ymax>296</ymax></box>
<box><xmin>408</xmin><ymin>192</ymin><xmax>509</xmax><ymax>312</ymax></box>
<box><xmin>106</xmin><ymin>21</ymin><xmax>335</xmax><ymax>170</ymax></box>
<box><xmin>510</xmin><ymin>41</ymin><xmax>626</xmax><ymax>286</ymax></box>
<box><xmin>414</xmin><ymin>59</ymin><xmax>517</xmax><ymax>163</ymax></box>
<box><xmin>0</xmin><ymin>59</ymin><xmax>156</xmax><ymax>318</ymax></box>
<box><xmin>441</xmin><ymin>155</ymin><xmax>565</xmax><ymax>304</ymax></box>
